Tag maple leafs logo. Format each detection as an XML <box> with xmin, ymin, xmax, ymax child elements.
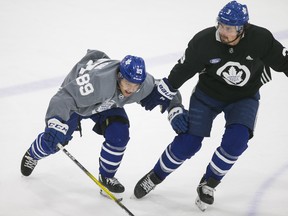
<box><xmin>94</xmin><ymin>99</ymin><xmax>117</xmax><ymax>113</ymax></box>
<box><xmin>216</xmin><ymin>62</ymin><xmax>250</xmax><ymax>86</ymax></box>
<box><xmin>223</xmin><ymin>66</ymin><xmax>243</xmax><ymax>85</ymax></box>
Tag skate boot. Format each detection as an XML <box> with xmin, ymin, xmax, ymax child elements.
<box><xmin>195</xmin><ymin>175</ymin><xmax>220</xmax><ymax>211</ymax></box>
<box><xmin>134</xmin><ymin>170</ymin><xmax>163</xmax><ymax>199</ymax></box>
<box><xmin>21</xmin><ymin>150</ymin><xmax>38</xmax><ymax>176</ymax></box>
<box><xmin>99</xmin><ymin>174</ymin><xmax>125</xmax><ymax>194</ymax></box>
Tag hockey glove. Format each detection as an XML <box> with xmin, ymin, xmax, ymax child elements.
<box><xmin>43</xmin><ymin>118</ymin><xmax>70</xmax><ymax>153</ymax></box>
<box><xmin>168</xmin><ymin>107</ymin><xmax>189</xmax><ymax>134</ymax></box>
<box><xmin>140</xmin><ymin>78</ymin><xmax>177</xmax><ymax>113</ymax></box>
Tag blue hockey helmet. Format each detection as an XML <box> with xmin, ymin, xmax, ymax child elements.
<box><xmin>119</xmin><ymin>55</ymin><xmax>147</xmax><ymax>84</ymax></box>
<box><xmin>217</xmin><ymin>1</ymin><xmax>249</xmax><ymax>26</ymax></box>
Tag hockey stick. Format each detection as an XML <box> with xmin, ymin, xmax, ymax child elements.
<box><xmin>57</xmin><ymin>144</ymin><xmax>135</xmax><ymax>216</ymax></box>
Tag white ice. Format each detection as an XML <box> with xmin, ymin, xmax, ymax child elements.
<box><xmin>1</xmin><ymin>0</ymin><xmax>288</xmax><ymax>216</ymax></box>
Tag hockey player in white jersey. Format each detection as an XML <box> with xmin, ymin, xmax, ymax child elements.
<box><xmin>20</xmin><ymin>49</ymin><xmax>183</xmax><ymax>194</ymax></box>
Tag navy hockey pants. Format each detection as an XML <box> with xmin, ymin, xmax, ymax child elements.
<box><xmin>153</xmin><ymin>87</ymin><xmax>259</xmax><ymax>181</ymax></box>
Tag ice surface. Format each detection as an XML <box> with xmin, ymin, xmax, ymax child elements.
<box><xmin>1</xmin><ymin>0</ymin><xmax>288</xmax><ymax>215</ymax></box>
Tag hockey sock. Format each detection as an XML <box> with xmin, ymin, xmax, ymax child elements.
<box><xmin>153</xmin><ymin>143</ymin><xmax>184</xmax><ymax>180</ymax></box>
<box><xmin>99</xmin><ymin>122</ymin><xmax>129</xmax><ymax>178</ymax></box>
<box><xmin>154</xmin><ymin>134</ymin><xmax>203</xmax><ymax>180</ymax></box>
<box><xmin>29</xmin><ymin>132</ymin><xmax>51</xmax><ymax>160</ymax></box>
<box><xmin>99</xmin><ymin>141</ymin><xmax>126</xmax><ymax>178</ymax></box>
<box><xmin>205</xmin><ymin>124</ymin><xmax>249</xmax><ymax>181</ymax></box>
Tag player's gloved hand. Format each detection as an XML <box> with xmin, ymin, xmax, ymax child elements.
<box><xmin>168</xmin><ymin>107</ymin><xmax>189</xmax><ymax>133</ymax></box>
<box><xmin>43</xmin><ymin>117</ymin><xmax>70</xmax><ymax>153</ymax></box>
<box><xmin>140</xmin><ymin>78</ymin><xmax>177</xmax><ymax>113</ymax></box>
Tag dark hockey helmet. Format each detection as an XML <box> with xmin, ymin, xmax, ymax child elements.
<box><xmin>217</xmin><ymin>1</ymin><xmax>249</xmax><ymax>26</ymax></box>
<box><xmin>119</xmin><ymin>55</ymin><xmax>147</xmax><ymax>84</ymax></box>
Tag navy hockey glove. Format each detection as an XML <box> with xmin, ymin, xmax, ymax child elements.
<box><xmin>168</xmin><ymin>107</ymin><xmax>189</xmax><ymax>133</ymax></box>
<box><xmin>43</xmin><ymin>118</ymin><xmax>70</xmax><ymax>153</ymax></box>
<box><xmin>140</xmin><ymin>78</ymin><xmax>177</xmax><ymax>113</ymax></box>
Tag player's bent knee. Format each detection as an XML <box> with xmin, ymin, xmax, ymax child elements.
<box><xmin>170</xmin><ymin>134</ymin><xmax>203</xmax><ymax>160</ymax></box>
<box><xmin>104</xmin><ymin>122</ymin><xmax>130</xmax><ymax>147</ymax></box>
<box><xmin>221</xmin><ymin>124</ymin><xmax>249</xmax><ymax>156</ymax></box>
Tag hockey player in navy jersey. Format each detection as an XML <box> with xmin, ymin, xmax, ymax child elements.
<box><xmin>20</xmin><ymin>49</ymin><xmax>182</xmax><ymax>194</ymax></box>
<box><xmin>134</xmin><ymin>0</ymin><xmax>288</xmax><ymax>211</ymax></box>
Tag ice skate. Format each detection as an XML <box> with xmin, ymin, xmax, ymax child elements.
<box><xmin>134</xmin><ymin>170</ymin><xmax>162</xmax><ymax>199</ymax></box>
<box><xmin>195</xmin><ymin>175</ymin><xmax>220</xmax><ymax>211</ymax></box>
<box><xmin>99</xmin><ymin>174</ymin><xmax>125</xmax><ymax>194</ymax></box>
<box><xmin>99</xmin><ymin>174</ymin><xmax>125</xmax><ymax>201</ymax></box>
<box><xmin>21</xmin><ymin>150</ymin><xmax>38</xmax><ymax>176</ymax></box>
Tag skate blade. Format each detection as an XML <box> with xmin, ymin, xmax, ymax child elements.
<box><xmin>100</xmin><ymin>189</ymin><xmax>123</xmax><ymax>202</ymax></box>
<box><xmin>195</xmin><ymin>196</ymin><xmax>207</xmax><ymax>212</ymax></box>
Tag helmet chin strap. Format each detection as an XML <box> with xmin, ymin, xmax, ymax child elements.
<box><xmin>221</xmin><ymin>30</ymin><xmax>244</xmax><ymax>45</ymax></box>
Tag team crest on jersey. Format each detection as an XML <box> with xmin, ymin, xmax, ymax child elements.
<box><xmin>216</xmin><ymin>61</ymin><xmax>250</xmax><ymax>86</ymax></box>
<box><xmin>94</xmin><ymin>99</ymin><xmax>116</xmax><ymax>113</ymax></box>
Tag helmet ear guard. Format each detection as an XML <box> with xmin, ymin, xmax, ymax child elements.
<box><xmin>119</xmin><ymin>55</ymin><xmax>147</xmax><ymax>84</ymax></box>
